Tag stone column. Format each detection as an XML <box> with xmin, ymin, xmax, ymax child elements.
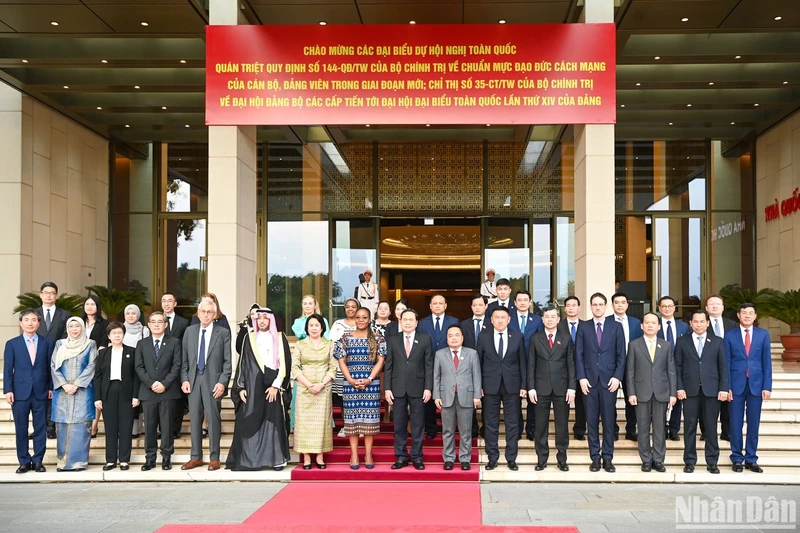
<box><xmin>573</xmin><ymin>0</ymin><xmax>615</xmax><ymax>317</ymax></box>
<box><xmin>207</xmin><ymin>0</ymin><xmax>257</xmax><ymax>322</ymax></box>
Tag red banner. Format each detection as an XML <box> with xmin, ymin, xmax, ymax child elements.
<box><xmin>206</xmin><ymin>24</ymin><xmax>616</xmax><ymax>126</ymax></box>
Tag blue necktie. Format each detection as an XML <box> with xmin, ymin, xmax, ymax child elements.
<box><xmin>520</xmin><ymin>314</ymin><xmax>526</xmax><ymax>331</ymax></box>
<box><xmin>498</xmin><ymin>332</ymin><xmax>504</xmax><ymax>358</ymax></box>
<box><xmin>198</xmin><ymin>329</ymin><xmax>206</xmax><ymax>375</ymax></box>
<box><xmin>570</xmin><ymin>322</ymin><xmax>577</xmax><ymax>343</ymax></box>
<box><xmin>435</xmin><ymin>316</ymin><xmax>441</xmax><ymax>334</ymax></box>
<box><xmin>154</xmin><ymin>339</ymin><xmax>160</xmax><ymax>359</ymax></box>
<box><xmin>667</xmin><ymin>320</ymin><xmax>675</xmax><ymax>346</ymax></box>
<box><xmin>474</xmin><ymin>319</ymin><xmax>481</xmax><ymax>342</ymax></box>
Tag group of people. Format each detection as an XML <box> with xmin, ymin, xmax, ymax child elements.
<box><xmin>4</xmin><ymin>276</ymin><xmax>773</xmax><ymax>475</ymax></box>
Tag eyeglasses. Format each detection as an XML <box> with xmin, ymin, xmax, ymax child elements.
<box><xmin>41</xmin><ymin>291</ymin><xmax>57</xmax><ymax>296</ymax></box>
<box><xmin>148</xmin><ymin>320</ymin><xmax>165</xmax><ymax>324</ymax></box>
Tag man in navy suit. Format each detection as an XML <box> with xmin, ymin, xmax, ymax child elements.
<box><xmin>460</xmin><ymin>294</ymin><xmax>489</xmax><ymax>435</ymax></box>
<box><xmin>4</xmin><ymin>309</ymin><xmax>54</xmax><ymax>473</ymax></box>
<box><xmin>611</xmin><ymin>292</ymin><xmax>643</xmax><ymax>441</ymax></box>
<box><xmin>35</xmin><ymin>281</ymin><xmax>69</xmax><ymax>440</ymax></box>
<box><xmin>657</xmin><ymin>295</ymin><xmax>690</xmax><ymax>440</ymax></box>
<box><xmin>576</xmin><ymin>293</ymin><xmax>626</xmax><ymax>473</ymax></box>
<box><xmin>418</xmin><ymin>294</ymin><xmax>459</xmax><ymax>439</ymax></box>
<box><xmin>486</xmin><ymin>278</ymin><xmax>516</xmax><ymax>317</ymax></box>
<box><xmin>725</xmin><ymin>302</ymin><xmax>772</xmax><ymax>473</ymax></box>
<box><xmin>508</xmin><ymin>290</ymin><xmax>543</xmax><ymax>440</ymax></box>
<box><xmin>703</xmin><ymin>294</ymin><xmax>737</xmax><ymax>441</ymax></box>
<box><xmin>478</xmin><ymin>306</ymin><xmax>527</xmax><ymax>471</ymax></box>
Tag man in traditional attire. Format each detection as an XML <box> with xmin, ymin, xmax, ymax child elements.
<box><xmin>226</xmin><ymin>306</ymin><xmax>292</xmax><ymax>471</ymax></box>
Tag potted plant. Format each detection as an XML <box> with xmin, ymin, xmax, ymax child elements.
<box><xmin>13</xmin><ymin>292</ymin><xmax>84</xmax><ymax>316</ymax></box>
<box><xmin>718</xmin><ymin>284</ymin><xmax>776</xmax><ymax>324</ymax></box>
<box><xmin>86</xmin><ymin>285</ymin><xmax>148</xmax><ymax>321</ymax></box>
<box><xmin>763</xmin><ymin>289</ymin><xmax>800</xmax><ymax>362</ymax></box>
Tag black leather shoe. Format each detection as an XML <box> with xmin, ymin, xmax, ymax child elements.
<box><xmin>162</xmin><ymin>458</ymin><xmax>172</xmax><ymax>470</ymax></box>
<box><xmin>302</xmin><ymin>464</ymin><xmax>312</xmax><ymax>470</ymax></box>
<box><xmin>683</xmin><ymin>464</ymin><xmax>695</xmax><ymax>473</ymax></box>
<box><xmin>535</xmin><ymin>462</ymin><xmax>547</xmax><ymax>471</ymax></box>
<box><xmin>486</xmin><ymin>460</ymin><xmax>498</xmax><ymax>470</ymax></box>
<box><xmin>707</xmin><ymin>464</ymin><xmax>720</xmax><ymax>474</ymax></box>
<box><xmin>425</xmin><ymin>432</ymin><xmax>436</xmax><ymax>440</ymax></box>
<box><xmin>443</xmin><ymin>461</ymin><xmax>454</xmax><ymax>471</ymax></box>
<box><xmin>120</xmin><ymin>464</ymin><xmax>130</xmax><ymax>471</ymax></box>
<box><xmin>625</xmin><ymin>432</ymin><xmax>637</xmax><ymax>441</ymax></box>
<box><xmin>15</xmin><ymin>463</ymin><xmax>31</xmax><ymax>474</ymax></box>
<box><xmin>573</xmin><ymin>433</ymin><xmax>586</xmax><ymax>441</ymax></box>
<box><xmin>526</xmin><ymin>433</ymin><xmax>535</xmax><ymax>441</ymax></box>
<box><xmin>603</xmin><ymin>460</ymin><xmax>616</xmax><ymax>473</ymax></box>
<box><xmin>653</xmin><ymin>462</ymin><xmax>666</xmax><ymax>473</ymax></box>
<box><xmin>589</xmin><ymin>459</ymin><xmax>601</xmax><ymax>472</ymax></box>
<box><xmin>668</xmin><ymin>433</ymin><xmax>680</xmax><ymax>441</ymax></box>
<box><xmin>172</xmin><ymin>432</ymin><xmax>181</xmax><ymax>440</ymax></box>
<box><xmin>461</xmin><ymin>462</ymin><xmax>471</xmax><ymax>471</ymax></box>
<box><xmin>141</xmin><ymin>461</ymin><xmax>155</xmax><ymax>471</ymax></box>
<box><xmin>46</xmin><ymin>428</ymin><xmax>56</xmax><ymax>440</ymax></box>
<box><xmin>102</xmin><ymin>463</ymin><xmax>116</xmax><ymax>471</ymax></box>
<box><xmin>478</xmin><ymin>426</ymin><xmax>485</xmax><ymax>437</ymax></box>
<box><xmin>413</xmin><ymin>461</ymin><xmax>425</xmax><ymax>470</ymax></box>
<box><xmin>720</xmin><ymin>433</ymin><xmax>730</xmax><ymax>442</ymax></box>
<box><xmin>34</xmin><ymin>462</ymin><xmax>46</xmax><ymax>473</ymax></box>
<box><xmin>507</xmin><ymin>461</ymin><xmax>518</xmax><ymax>471</ymax></box>
<box><xmin>732</xmin><ymin>462</ymin><xmax>744</xmax><ymax>472</ymax></box>
<box><xmin>391</xmin><ymin>461</ymin><xmax>408</xmax><ymax>469</ymax></box>
<box><xmin>557</xmin><ymin>462</ymin><xmax>569</xmax><ymax>472</ymax></box>
<box><xmin>273</xmin><ymin>466</ymin><xmax>284</xmax><ymax>471</ymax></box>
<box><xmin>745</xmin><ymin>462</ymin><xmax>763</xmax><ymax>473</ymax></box>
<box><xmin>641</xmin><ymin>463</ymin><xmax>652</xmax><ymax>472</ymax></box>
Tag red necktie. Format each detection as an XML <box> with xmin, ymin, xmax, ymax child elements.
<box><xmin>453</xmin><ymin>350</ymin><xmax>459</xmax><ymax>393</ymax></box>
<box><xmin>548</xmin><ymin>333</ymin><xmax>553</xmax><ymax>349</ymax></box>
<box><xmin>744</xmin><ymin>328</ymin><xmax>751</xmax><ymax>378</ymax></box>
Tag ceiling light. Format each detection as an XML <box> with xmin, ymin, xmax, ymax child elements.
<box><xmin>96</xmin><ymin>106</ymin><xmax>102</xmax><ymax>110</ymax></box>
<box><xmin>783</xmin><ymin>81</ymin><xmax>789</xmax><ymax>85</ymax></box>
<box><xmin>620</xmin><ymin>104</ymin><xmax>625</xmax><ymax>108</ymax></box>
<box><xmin>101</xmin><ymin>59</ymin><xmax>107</xmax><ymax>64</ymax></box>
<box><xmin>140</xmin><ymin>22</ymin><xmax>148</xmax><ymax>26</ymax></box>
<box><xmin>426</xmin><ymin>124</ymin><xmax>430</xmax><ymax>127</ymax></box>
<box><xmin>21</xmin><ymin>59</ymin><xmax>27</xmax><ymax>63</ymax></box>
<box><xmin>754</xmin><ymin>103</ymin><xmax>759</xmax><ymax>106</ymax></box>
<box><xmin>180</xmin><ymin>60</ymin><xmax>186</xmax><ymax>64</ymax></box>
<box><xmin>708</xmin><ymin>82</ymin><xmax>714</xmax><ymax>85</ymax></box>
<box><xmin>731</xmin><ymin>122</ymin><xmax>735</xmax><ymax>125</ymax></box>
<box><xmin>50</xmin><ymin>21</ymin><xmax>58</xmax><ymax>26</ymax></box>
<box><xmin>134</xmin><ymin>85</ymin><xmax>140</xmax><ymax>89</ymax></box>
<box><xmin>774</xmin><ymin>16</ymin><xmax>782</xmax><ymax>21</ymax></box>
<box><xmin>686</xmin><ymin>104</ymin><xmax>692</xmax><ymax>107</ymax></box>
<box><xmin>654</xmin><ymin>56</ymin><xmax>660</xmax><ymax>60</ymax></box>
<box><xmin>668</xmin><ymin>122</ymin><xmax>673</xmax><ymax>125</ymax></box>
<box><xmin>319</xmin><ymin>21</ymin><xmax>326</xmax><ymax>25</ymax></box>
<box><xmin>161</xmin><ymin>106</ymin><xmax>167</xmax><ymax>110</ymax></box>
<box><xmin>185</xmin><ymin>124</ymin><xmax>190</xmax><ymax>128</ymax></box>
<box><xmin>635</xmin><ymin>82</ymin><xmax>641</xmax><ymax>86</ymax></box>
<box><xmin>409</xmin><ymin>20</ymin><xmax>416</xmax><ymax>25</ymax></box>
<box><xmin>499</xmin><ymin>19</ymin><xmax>506</xmax><ymax>24</ymax></box>
<box><xmin>681</xmin><ymin>17</ymin><xmax>689</xmax><ymax>22</ymax></box>
<box><xmin>125</xmin><ymin>124</ymin><xmax>130</xmax><ymax>128</ymax></box>
<box><xmin>486</xmin><ymin>124</ymin><xmax>491</xmax><ymax>127</ymax></box>
<box><xmin>63</xmin><ymin>85</ymin><xmax>69</xmax><ymax>89</ymax></box>
<box><xmin>735</xmin><ymin>55</ymin><xmax>741</xmax><ymax>59</ymax></box>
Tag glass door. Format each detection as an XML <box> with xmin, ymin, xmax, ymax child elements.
<box><xmin>330</xmin><ymin>219</ymin><xmax>378</xmax><ymax>323</ymax></box>
<box><xmin>651</xmin><ymin>215</ymin><xmax>705</xmax><ymax>320</ymax></box>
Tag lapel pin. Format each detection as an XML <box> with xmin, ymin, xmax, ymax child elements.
<box><xmin>706</xmin><ymin>339</ymin><xmax>711</xmax><ymax>343</ymax></box>
<box><xmin>126</xmin><ymin>354</ymin><xmax>130</xmax><ymax>358</ymax></box>
<box><xmin>657</xmin><ymin>344</ymin><xmax>662</xmax><ymax>349</ymax></box>
<box><xmin>557</xmin><ymin>341</ymin><xmax>561</xmax><ymax>345</ymax></box>
<box><xmin>414</xmin><ymin>340</ymin><xmax>418</xmax><ymax>344</ymax></box>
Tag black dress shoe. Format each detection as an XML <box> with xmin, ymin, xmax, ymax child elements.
<box><xmin>557</xmin><ymin>462</ymin><xmax>569</xmax><ymax>472</ymax></box>
<box><xmin>732</xmin><ymin>462</ymin><xmax>744</xmax><ymax>472</ymax></box>
<box><xmin>641</xmin><ymin>463</ymin><xmax>652</xmax><ymax>472</ymax></box>
<box><xmin>302</xmin><ymin>464</ymin><xmax>312</xmax><ymax>470</ymax></box>
<box><xmin>461</xmin><ymin>462</ymin><xmax>471</xmax><ymax>471</ymax></box>
<box><xmin>28</xmin><ymin>433</ymin><xmax>34</xmax><ymax>440</ymax></box>
<box><xmin>589</xmin><ymin>459</ymin><xmax>601</xmax><ymax>472</ymax></box>
<box><xmin>745</xmin><ymin>462</ymin><xmax>763</xmax><ymax>473</ymax></box>
<box><xmin>141</xmin><ymin>461</ymin><xmax>155</xmax><ymax>471</ymax></box>
<box><xmin>573</xmin><ymin>433</ymin><xmax>586</xmax><ymax>441</ymax></box>
<box><xmin>653</xmin><ymin>462</ymin><xmax>666</xmax><ymax>473</ymax></box>
<box><xmin>668</xmin><ymin>433</ymin><xmax>680</xmax><ymax>441</ymax></box>
<box><xmin>614</xmin><ymin>433</ymin><xmax>619</xmax><ymax>441</ymax></box>
<box><xmin>391</xmin><ymin>461</ymin><xmax>408</xmax><ymax>469</ymax></box>
<box><xmin>15</xmin><ymin>463</ymin><xmax>32</xmax><ymax>474</ymax></box>
<box><xmin>443</xmin><ymin>461</ymin><xmax>454</xmax><ymax>471</ymax></box>
<box><xmin>707</xmin><ymin>464</ymin><xmax>720</xmax><ymax>474</ymax></box>
<box><xmin>603</xmin><ymin>460</ymin><xmax>616</xmax><ymax>473</ymax></box>
<box><xmin>425</xmin><ymin>432</ymin><xmax>436</xmax><ymax>440</ymax></box>
<box><xmin>486</xmin><ymin>460</ymin><xmax>498</xmax><ymax>470</ymax></box>
<box><xmin>625</xmin><ymin>432</ymin><xmax>637</xmax><ymax>441</ymax></box>
<box><xmin>46</xmin><ymin>428</ymin><xmax>57</xmax><ymax>440</ymax></box>
<box><xmin>413</xmin><ymin>461</ymin><xmax>425</xmax><ymax>470</ymax></box>
<box><xmin>273</xmin><ymin>466</ymin><xmax>284</xmax><ymax>471</ymax></box>
<box><xmin>34</xmin><ymin>463</ymin><xmax>46</xmax><ymax>473</ymax></box>
<box><xmin>103</xmin><ymin>463</ymin><xmax>116</xmax><ymax>471</ymax></box>
<box><xmin>162</xmin><ymin>458</ymin><xmax>172</xmax><ymax>470</ymax></box>
<box><xmin>535</xmin><ymin>462</ymin><xmax>547</xmax><ymax>471</ymax></box>
<box><xmin>507</xmin><ymin>461</ymin><xmax>518</xmax><ymax>471</ymax></box>
<box><xmin>173</xmin><ymin>432</ymin><xmax>181</xmax><ymax>440</ymax></box>
<box><xmin>478</xmin><ymin>426</ymin><xmax>485</xmax><ymax>437</ymax></box>
<box><xmin>683</xmin><ymin>464</ymin><xmax>695</xmax><ymax>473</ymax></box>
<box><xmin>526</xmin><ymin>433</ymin><xmax>535</xmax><ymax>441</ymax></box>
<box><xmin>120</xmin><ymin>464</ymin><xmax>130</xmax><ymax>471</ymax></box>
<box><xmin>720</xmin><ymin>433</ymin><xmax>730</xmax><ymax>442</ymax></box>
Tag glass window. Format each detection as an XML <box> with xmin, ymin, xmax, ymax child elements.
<box><xmin>710</xmin><ymin>212</ymin><xmax>754</xmax><ymax>293</ymax></box>
<box><xmin>555</xmin><ymin>216</ymin><xmax>575</xmax><ymax>302</ymax></box>
<box><xmin>710</xmin><ymin>140</ymin><xmax>754</xmax><ymax>211</ymax></box>
<box><xmin>484</xmin><ymin>218</ymin><xmax>529</xmax><ymax>294</ymax></box>
<box><xmin>653</xmin><ymin>216</ymin><xmax>704</xmax><ymax>319</ymax></box>
<box><xmin>161</xmin><ymin>218</ymin><xmax>206</xmax><ymax>310</ymax></box>
<box><xmin>163</xmin><ymin>143</ymin><xmax>209</xmax><ymax>213</ymax></box>
<box><xmin>332</xmin><ymin>219</ymin><xmax>376</xmax><ymax>321</ymax></box>
<box><xmin>532</xmin><ymin>221</ymin><xmax>551</xmax><ymax>311</ymax></box>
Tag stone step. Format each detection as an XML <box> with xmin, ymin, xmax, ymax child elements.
<box><xmin>482</xmin><ymin>449</ymin><xmax>800</xmax><ymax>467</ymax></box>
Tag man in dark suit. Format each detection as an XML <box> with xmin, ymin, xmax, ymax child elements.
<box><xmin>508</xmin><ymin>289</ymin><xmax>543</xmax><ymax>440</ymax></box>
<box><xmin>162</xmin><ymin>293</ymin><xmax>190</xmax><ymax>440</ymax></box>
<box><xmin>180</xmin><ymin>300</ymin><xmax>232</xmax><ymax>472</ymax></box>
<box><xmin>460</xmin><ymin>294</ymin><xmax>489</xmax><ymax>435</ymax></box>
<box><xmin>611</xmin><ymin>292</ymin><xmax>643</xmax><ymax>441</ymax></box>
<box><xmin>4</xmin><ymin>309</ymin><xmax>53</xmax><ymax>473</ymax></box>
<box><xmin>657</xmin><ymin>295</ymin><xmax>690</xmax><ymax>440</ymax></box>
<box><xmin>576</xmin><ymin>292</ymin><xmax>625</xmax><ymax>473</ymax></box>
<box><xmin>702</xmin><ymin>294</ymin><xmax>737</xmax><ymax>441</ymax></box>
<box><xmin>676</xmin><ymin>309</ymin><xmax>729</xmax><ymax>474</ymax></box>
<box><xmin>478</xmin><ymin>306</ymin><xmax>527</xmax><ymax>471</ymax></box>
<box><xmin>725</xmin><ymin>302</ymin><xmax>772</xmax><ymax>473</ymax></box>
<box><xmin>485</xmin><ymin>278</ymin><xmax>516</xmax><ymax>317</ymax></box>
<box><xmin>627</xmin><ymin>312</ymin><xmax>677</xmax><ymax>473</ymax></box>
<box><xmin>417</xmin><ymin>295</ymin><xmax>459</xmax><ymax>439</ymax></box>
<box><xmin>385</xmin><ymin>309</ymin><xmax>433</xmax><ymax>470</ymax></box>
<box><xmin>135</xmin><ymin>311</ymin><xmax>182</xmax><ymax>471</ymax></box>
<box><xmin>559</xmin><ymin>296</ymin><xmax>586</xmax><ymax>441</ymax></box>
<box><xmin>35</xmin><ymin>281</ymin><xmax>69</xmax><ymax>439</ymax></box>
<box><xmin>528</xmin><ymin>306</ymin><xmax>575</xmax><ymax>471</ymax></box>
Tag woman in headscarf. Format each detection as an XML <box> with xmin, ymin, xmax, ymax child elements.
<box><xmin>51</xmin><ymin>317</ymin><xmax>98</xmax><ymax>471</ymax></box>
<box><xmin>226</xmin><ymin>306</ymin><xmax>292</xmax><ymax>471</ymax></box>
<box><xmin>122</xmin><ymin>304</ymin><xmax>149</xmax><ymax>437</ymax></box>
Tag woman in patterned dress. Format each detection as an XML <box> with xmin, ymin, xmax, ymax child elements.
<box><xmin>292</xmin><ymin>313</ymin><xmax>336</xmax><ymax>469</ymax></box>
<box><xmin>329</xmin><ymin>298</ymin><xmax>359</xmax><ymax>437</ymax></box>
<box><xmin>333</xmin><ymin>307</ymin><xmax>386</xmax><ymax>469</ymax></box>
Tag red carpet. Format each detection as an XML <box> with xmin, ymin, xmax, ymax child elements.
<box><xmin>157</xmin><ymin>483</ymin><xmax>578</xmax><ymax>533</ymax></box>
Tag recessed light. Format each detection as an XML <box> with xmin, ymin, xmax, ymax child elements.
<box><xmin>708</xmin><ymin>82</ymin><xmax>714</xmax><ymax>85</ymax></box>
<box><xmin>96</xmin><ymin>106</ymin><xmax>102</xmax><ymax>110</ymax></box>
<box><xmin>620</xmin><ymin>104</ymin><xmax>625</xmax><ymax>108</ymax></box>
<box><xmin>178</xmin><ymin>158</ymin><xmax>182</xmax><ymax>161</ymax></box>
<box><xmin>63</xmin><ymin>85</ymin><xmax>69</xmax><ymax>89</ymax></box>
<box><xmin>141</xmin><ymin>22</ymin><xmax>148</xmax><ymax>26</ymax></box>
<box><xmin>319</xmin><ymin>21</ymin><xmax>326</xmax><ymax>25</ymax></box>
<box><xmin>654</xmin><ymin>56</ymin><xmax>660</xmax><ymax>60</ymax></box>
<box><xmin>754</xmin><ymin>103</ymin><xmax>759</xmax><ymax>106</ymax></box>
<box><xmin>366</xmin><ymin>124</ymin><xmax>370</xmax><ymax>127</ymax></box>
<box><xmin>50</xmin><ymin>21</ymin><xmax>58</xmax><ymax>26</ymax></box>
<box><xmin>409</xmin><ymin>20</ymin><xmax>416</xmax><ymax>25</ymax></box>
<box><xmin>731</xmin><ymin>122</ymin><xmax>735</xmax><ymax>125</ymax></box>
<box><xmin>101</xmin><ymin>59</ymin><xmax>107</xmax><ymax>64</ymax></box>
<box><xmin>486</xmin><ymin>124</ymin><xmax>491</xmax><ymax>127</ymax></box>
<box><xmin>687</xmin><ymin>104</ymin><xmax>692</xmax><ymax>107</ymax></box>
<box><xmin>426</xmin><ymin>124</ymin><xmax>430</xmax><ymax>127</ymax></box>
<box><xmin>499</xmin><ymin>19</ymin><xmax>507</xmax><ymax>24</ymax></box>
<box><xmin>774</xmin><ymin>16</ymin><xmax>782</xmax><ymax>21</ymax></box>
<box><xmin>185</xmin><ymin>124</ymin><xmax>190</xmax><ymax>128</ymax></box>
<box><xmin>180</xmin><ymin>60</ymin><xmax>186</xmax><ymax>64</ymax></box>
<box><xmin>735</xmin><ymin>55</ymin><xmax>741</xmax><ymax>59</ymax></box>
<box><xmin>134</xmin><ymin>85</ymin><xmax>140</xmax><ymax>89</ymax></box>
<box><xmin>125</xmin><ymin>124</ymin><xmax>130</xmax><ymax>128</ymax></box>
<box><xmin>21</xmin><ymin>59</ymin><xmax>27</xmax><ymax>63</ymax></box>
<box><xmin>635</xmin><ymin>82</ymin><xmax>641</xmax><ymax>86</ymax></box>
<box><xmin>681</xmin><ymin>17</ymin><xmax>689</xmax><ymax>22</ymax></box>
<box><xmin>783</xmin><ymin>81</ymin><xmax>789</xmax><ymax>85</ymax></box>
<box><xmin>161</xmin><ymin>106</ymin><xmax>167</xmax><ymax>110</ymax></box>
<box><xmin>668</xmin><ymin>122</ymin><xmax>673</xmax><ymax>125</ymax></box>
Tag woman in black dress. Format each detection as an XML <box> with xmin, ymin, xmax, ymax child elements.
<box><xmin>83</xmin><ymin>295</ymin><xmax>108</xmax><ymax>438</ymax></box>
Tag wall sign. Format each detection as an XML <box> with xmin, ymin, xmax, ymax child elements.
<box><xmin>764</xmin><ymin>188</ymin><xmax>800</xmax><ymax>222</ymax></box>
<box><xmin>205</xmin><ymin>24</ymin><xmax>616</xmax><ymax>126</ymax></box>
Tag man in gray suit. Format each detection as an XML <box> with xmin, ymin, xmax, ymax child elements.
<box><xmin>434</xmin><ymin>325</ymin><xmax>481</xmax><ymax>471</ymax></box>
<box><xmin>179</xmin><ymin>300</ymin><xmax>232</xmax><ymax>471</ymax></box>
<box><xmin>627</xmin><ymin>312</ymin><xmax>677</xmax><ymax>473</ymax></box>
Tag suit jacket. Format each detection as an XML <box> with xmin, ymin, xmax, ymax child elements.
<box><xmin>528</xmin><ymin>329</ymin><xmax>575</xmax><ymax>397</ymax></box>
<box><xmin>558</xmin><ymin>318</ymin><xmax>581</xmax><ymax>345</ymax></box>
<box><xmin>3</xmin><ymin>334</ymin><xmax>54</xmax><ymax>401</ymax></box>
<box><xmin>616</xmin><ymin>315</ymin><xmax>643</xmax><ymax>347</ymax></box>
<box><xmin>626</xmin><ymin>336</ymin><xmax>677</xmax><ymax>403</ymax></box>
<box><xmin>94</xmin><ymin>345</ymin><xmax>141</xmax><ymax>403</ymax></box>
<box><xmin>508</xmin><ymin>310</ymin><xmax>543</xmax><ymax>353</ymax></box>
<box><xmin>35</xmin><ymin>306</ymin><xmax>70</xmax><ymax>345</ymax></box>
<box><xmin>707</xmin><ymin>317</ymin><xmax>737</xmax><ymax>339</ymax></box>
<box><xmin>418</xmin><ymin>314</ymin><xmax>460</xmax><ymax>353</ymax></box>
<box><xmin>460</xmin><ymin>316</ymin><xmax>488</xmax><ymax>350</ymax></box>
<box><xmin>675</xmin><ymin>333</ymin><xmax>728</xmax><ymax>398</ymax></box>
<box><xmin>181</xmin><ymin>323</ymin><xmax>232</xmax><ymax>391</ymax></box>
<box><xmin>486</xmin><ymin>299</ymin><xmax>516</xmax><ymax>318</ymax></box>
<box><xmin>384</xmin><ymin>332</ymin><xmax>433</xmax><ymax>398</ymax></box>
<box><xmin>657</xmin><ymin>317</ymin><xmax>690</xmax><ymax>342</ymax></box>
<box><xmin>576</xmin><ymin>316</ymin><xmax>626</xmax><ymax>387</ymax></box>
<box><xmin>725</xmin><ymin>325</ymin><xmax>772</xmax><ymax>396</ymax></box>
<box><xmin>477</xmin><ymin>328</ymin><xmax>527</xmax><ymax>395</ymax></box>
<box><xmin>166</xmin><ymin>314</ymin><xmax>189</xmax><ymax>341</ymax></box>
<box><xmin>86</xmin><ymin>318</ymin><xmax>109</xmax><ymax>350</ymax></box>
<box><xmin>433</xmin><ymin>346</ymin><xmax>481</xmax><ymax>408</ymax></box>
<box><xmin>134</xmin><ymin>335</ymin><xmax>182</xmax><ymax>401</ymax></box>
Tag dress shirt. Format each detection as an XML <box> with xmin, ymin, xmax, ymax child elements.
<box><xmin>493</xmin><ymin>329</ymin><xmax>507</xmax><ymax>357</ymax></box>
<box><xmin>85</xmin><ymin>322</ymin><xmax>94</xmax><ymax>339</ymax></box>
<box><xmin>23</xmin><ymin>333</ymin><xmax>38</xmax><ymax>351</ymax></box>
<box><xmin>110</xmin><ymin>346</ymin><xmax>124</xmax><ymax>381</ymax></box>
<box><xmin>165</xmin><ymin>312</ymin><xmax>175</xmax><ymax>330</ymax></box>
<box><xmin>644</xmin><ymin>335</ymin><xmax>658</xmax><ymax>355</ymax></box>
<box><xmin>432</xmin><ymin>313</ymin><xmax>445</xmax><ymax>325</ymax></box>
<box><xmin>740</xmin><ymin>325</ymin><xmax>752</xmax><ymax>345</ymax></box>
<box><xmin>402</xmin><ymin>330</ymin><xmax>416</xmax><ymax>347</ymax></box>
<box><xmin>710</xmin><ymin>316</ymin><xmax>725</xmax><ymax>338</ymax></box>
<box><xmin>660</xmin><ymin>318</ymin><xmax>676</xmax><ymax>341</ymax></box>
<box><xmin>615</xmin><ymin>314</ymin><xmax>630</xmax><ymax>349</ymax></box>
<box><xmin>496</xmin><ymin>299</ymin><xmax>510</xmax><ymax>308</ymax></box>
<box><xmin>152</xmin><ymin>334</ymin><xmax>165</xmax><ymax>349</ymax></box>
<box><xmin>692</xmin><ymin>332</ymin><xmax>705</xmax><ymax>357</ymax></box>
<box><xmin>472</xmin><ymin>316</ymin><xmax>485</xmax><ymax>330</ymax></box>
<box><xmin>594</xmin><ymin>319</ymin><xmax>604</xmax><ymax>331</ymax></box>
<box><xmin>42</xmin><ymin>304</ymin><xmax>55</xmax><ymax>315</ymax></box>
<box><xmin>197</xmin><ymin>322</ymin><xmax>214</xmax><ymax>365</ymax></box>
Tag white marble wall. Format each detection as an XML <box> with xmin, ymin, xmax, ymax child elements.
<box><xmin>756</xmin><ymin>109</ymin><xmax>800</xmax><ymax>335</ymax></box>
<box><xmin>0</xmin><ymin>83</ymin><xmax>109</xmax><ymax>347</ymax></box>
